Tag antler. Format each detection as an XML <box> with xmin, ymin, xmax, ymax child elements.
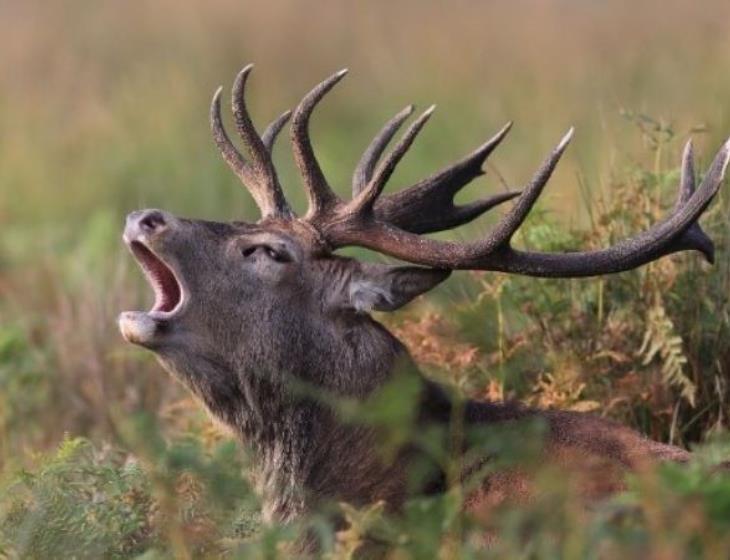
<box><xmin>290</xmin><ymin>72</ymin><xmax>729</xmax><ymax>277</ymax></box>
<box><xmin>211</xmin><ymin>64</ymin><xmax>293</xmax><ymax>219</ymax></box>
<box><xmin>211</xmin><ymin>66</ymin><xmax>729</xmax><ymax>278</ymax></box>
<box><xmin>317</xmin><ymin>125</ymin><xmax>729</xmax><ymax>277</ymax></box>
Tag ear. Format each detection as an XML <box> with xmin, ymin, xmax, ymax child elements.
<box><xmin>344</xmin><ymin>263</ymin><xmax>451</xmax><ymax>313</ymax></box>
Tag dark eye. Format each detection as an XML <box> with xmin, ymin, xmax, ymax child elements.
<box><xmin>266</xmin><ymin>246</ymin><xmax>292</xmax><ymax>263</ymax></box>
<box><xmin>241</xmin><ymin>244</ymin><xmax>291</xmax><ymax>263</ymax></box>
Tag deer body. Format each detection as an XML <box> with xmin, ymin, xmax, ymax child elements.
<box><xmin>119</xmin><ymin>65</ymin><xmax>728</xmax><ymax>545</ymax></box>
<box><xmin>138</xmin><ymin>264</ymin><xmax>689</xmax><ymax>526</ymax></box>
<box><xmin>138</xmin><ymin>266</ymin><xmax>688</xmax><ymax>524</ymax></box>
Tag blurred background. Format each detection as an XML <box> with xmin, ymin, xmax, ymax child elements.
<box><xmin>4</xmin><ymin>0</ymin><xmax>730</xmax><ymax>455</ymax></box>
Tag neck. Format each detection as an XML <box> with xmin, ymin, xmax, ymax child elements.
<box><xmin>159</xmin><ymin>320</ymin><xmax>531</xmax><ymax>523</ymax></box>
<box><xmin>164</xmin><ymin>317</ymin><xmax>418</xmax><ymax>521</ymax></box>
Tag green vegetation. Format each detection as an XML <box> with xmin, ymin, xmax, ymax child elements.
<box><xmin>2</xmin><ymin>1</ymin><xmax>730</xmax><ymax>557</ymax></box>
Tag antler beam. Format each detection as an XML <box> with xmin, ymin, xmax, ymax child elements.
<box><xmin>319</xmin><ymin>131</ymin><xmax>729</xmax><ymax>277</ymax></box>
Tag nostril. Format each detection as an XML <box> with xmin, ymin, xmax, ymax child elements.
<box><xmin>139</xmin><ymin>211</ymin><xmax>166</xmax><ymax>233</ymax></box>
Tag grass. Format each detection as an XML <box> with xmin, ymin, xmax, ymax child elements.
<box><xmin>2</xmin><ymin>1</ymin><xmax>730</xmax><ymax>557</ymax></box>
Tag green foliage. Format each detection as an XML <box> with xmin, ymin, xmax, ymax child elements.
<box><xmin>638</xmin><ymin>304</ymin><xmax>694</xmax><ymax>405</ymax></box>
<box><xmin>0</xmin><ymin>423</ymin><xmax>265</xmax><ymax>559</ymax></box>
<box><xmin>2</xmin><ymin>425</ymin><xmax>729</xmax><ymax>559</ymax></box>
<box><xmin>0</xmin><ymin>436</ymin><xmax>154</xmax><ymax>559</ymax></box>
<box><xmin>0</xmin><ymin>324</ymin><xmax>51</xmax><ymax>460</ymax></box>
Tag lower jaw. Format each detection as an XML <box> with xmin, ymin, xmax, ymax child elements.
<box><xmin>118</xmin><ymin>311</ymin><xmax>163</xmax><ymax>345</ymax></box>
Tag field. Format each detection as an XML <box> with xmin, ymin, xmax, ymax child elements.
<box><xmin>2</xmin><ymin>1</ymin><xmax>730</xmax><ymax>558</ymax></box>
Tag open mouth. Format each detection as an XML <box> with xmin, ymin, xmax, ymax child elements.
<box><xmin>129</xmin><ymin>241</ymin><xmax>184</xmax><ymax>316</ymax></box>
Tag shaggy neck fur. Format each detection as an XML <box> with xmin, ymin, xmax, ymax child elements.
<box><xmin>162</xmin><ymin>313</ymin><xmax>421</xmax><ymax>522</ymax></box>
<box><xmin>160</xmin><ymin>309</ymin><xmax>690</xmax><ymax>528</ymax></box>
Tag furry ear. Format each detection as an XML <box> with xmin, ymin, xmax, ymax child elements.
<box><xmin>344</xmin><ymin>263</ymin><xmax>451</xmax><ymax>313</ymax></box>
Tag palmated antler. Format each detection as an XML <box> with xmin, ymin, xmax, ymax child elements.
<box><xmin>355</xmin><ymin>112</ymin><xmax>520</xmax><ymax>234</ymax></box>
<box><xmin>211</xmin><ymin>64</ymin><xmax>293</xmax><ymax>219</ymax></box>
<box><xmin>213</xmin><ymin>66</ymin><xmax>730</xmax><ymax>278</ymax></box>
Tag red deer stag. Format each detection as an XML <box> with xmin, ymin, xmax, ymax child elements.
<box><xmin>119</xmin><ymin>65</ymin><xmax>730</xmax><ymax>550</ymax></box>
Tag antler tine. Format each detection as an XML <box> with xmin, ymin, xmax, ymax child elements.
<box><xmin>211</xmin><ymin>87</ymin><xmax>257</xmax><ymax>191</ymax></box>
<box><xmin>232</xmin><ymin>65</ymin><xmax>267</xmax><ymax>160</ymax></box>
<box><xmin>669</xmin><ymin>138</ymin><xmax>715</xmax><ymax>260</ymax></box>
<box><xmin>482</xmin><ymin>127</ymin><xmax>574</xmax><ymax>251</ymax></box>
<box><xmin>676</xmin><ymin>139</ymin><xmax>696</xmax><ymax>208</ymax></box>
<box><xmin>230</xmin><ymin>65</ymin><xmax>292</xmax><ymax>219</ymax></box>
<box><xmin>353</xmin><ymin>105</ymin><xmax>415</xmax><ymax>196</ymax></box>
<box><xmin>291</xmin><ymin>69</ymin><xmax>349</xmax><ymax>219</ymax></box>
<box><xmin>350</xmin><ymin>106</ymin><xmax>436</xmax><ymax>214</ymax></box>
<box><xmin>506</xmin><ymin>138</ymin><xmax>730</xmax><ymax>273</ymax></box>
<box><xmin>319</xmin><ymin>130</ymin><xmax>730</xmax><ymax>278</ymax></box>
<box><xmin>262</xmin><ymin>110</ymin><xmax>292</xmax><ymax>153</ymax></box>
<box><xmin>373</xmin><ymin>121</ymin><xmax>518</xmax><ymax>234</ymax></box>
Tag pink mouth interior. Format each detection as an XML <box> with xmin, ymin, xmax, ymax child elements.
<box><xmin>130</xmin><ymin>241</ymin><xmax>181</xmax><ymax>313</ymax></box>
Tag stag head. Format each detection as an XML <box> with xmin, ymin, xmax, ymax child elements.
<box><xmin>119</xmin><ymin>64</ymin><xmax>730</xmax><ymax>409</ymax></box>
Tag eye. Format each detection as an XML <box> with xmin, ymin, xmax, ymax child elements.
<box><xmin>241</xmin><ymin>244</ymin><xmax>291</xmax><ymax>263</ymax></box>
<box><xmin>266</xmin><ymin>246</ymin><xmax>293</xmax><ymax>263</ymax></box>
